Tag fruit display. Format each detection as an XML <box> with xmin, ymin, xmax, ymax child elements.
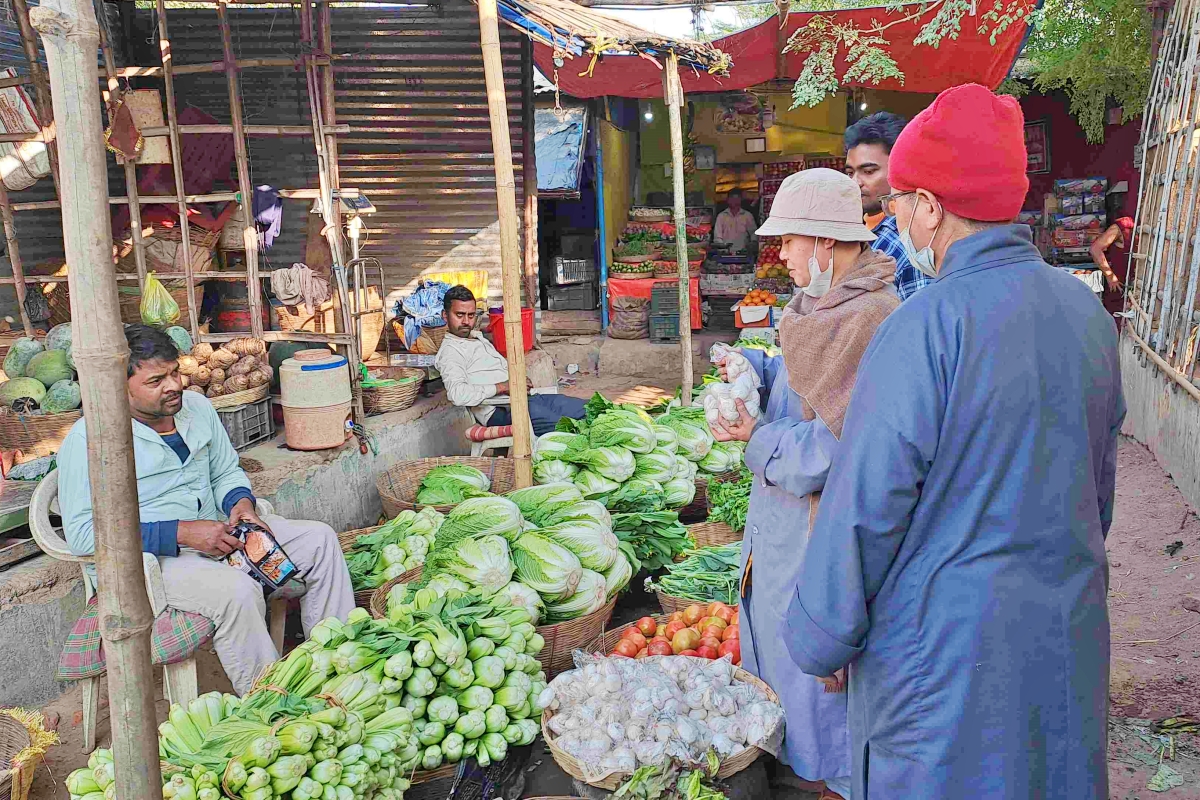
<box><xmin>607</xmin><ymin>604</ymin><xmax>741</xmax><ymax>665</ymax></box>
<box><xmin>0</xmin><ymin>323</ymin><xmax>82</xmax><ymax>414</ymax></box>
<box><xmin>762</xmin><ymin>161</ymin><xmax>804</xmax><ymax>179</ymax></box>
<box><xmin>739</xmin><ymin>290</ymin><xmax>777</xmax><ymax>307</ymax></box>
<box><xmin>611</xmin><ymin>261</ymin><xmax>656</xmax><ymax>277</ymax></box>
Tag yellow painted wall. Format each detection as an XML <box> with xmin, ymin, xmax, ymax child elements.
<box><xmin>599</xmin><ymin>118</ymin><xmax>635</xmax><ymax>267</ymax></box>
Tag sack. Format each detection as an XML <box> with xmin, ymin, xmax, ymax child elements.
<box><xmin>608</xmin><ymin>296</ymin><xmax>649</xmax><ymax>340</ymax></box>
<box><xmin>140</xmin><ymin>272</ymin><xmax>180</xmax><ymax>328</ymax></box>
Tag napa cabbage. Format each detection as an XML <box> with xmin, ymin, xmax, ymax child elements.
<box><xmin>491</xmin><ymin>582</ymin><xmax>544</xmax><ymax>626</ymax></box>
<box><xmin>438</xmin><ymin>534</ymin><xmax>514</xmax><ymax>595</ymax></box>
<box><xmin>538</xmin><ymin>517</ymin><xmax>619</xmax><ymax>572</ymax></box>
<box><xmin>604</xmin><ymin>479</ymin><xmax>666</xmax><ymax>513</ymax></box>
<box><xmin>417</xmin><ymin>465</ymin><xmax>493</xmax><ymax>505</ymax></box>
<box><xmin>433</xmin><ymin>496</ymin><xmax>524</xmax><ymax>547</ymax></box>
<box><xmin>533</xmin><ymin>459</ymin><xmax>577</xmax><ymax>485</ymax></box>
<box><xmin>504</xmin><ymin>483</ymin><xmax>584</xmax><ymax>527</ymax></box>
<box><xmin>653</xmin><ymin>424</ymin><xmax>679</xmax><ymax>454</ymax></box>
<box><xmin>511</xmin><ymin>533</ymin><xmax>583</xmax><ymax>603</ymax></box>
<box><xmin>573</xmin><ymin>469</ymin><xmax>621</xmax><ymax>499</ymax></box>
<box><xmin>601</xmin><ymin>552</ymin><xmax>633</xmax><ymax>599</ymax></box>
<box><xmin>633</xmin><ymin>450</ymin><xmax>677</xmax><ymax>484</ymax></box>
<box><xmin>566</xmin><ymin>447</ymin><xmax>635</xmax><ymax>482</ymax></box>
<box><xmin>662</xmin><ymin>477</ymin><xmax>696</xmax><ymax>509</ymax></box>
<box><xmin>545</xmin><ymin>499</ymin><xmax>612</xmax><ymax>529</ymax></box>
<box><xmin>586</xmin><ymin>409</ymin><xmax>656</xmax><ymax>454</ymax></box>
<box><xmin>658</xmin><ymin>415</ymin><xmax>713</xmax><ymax>462</ymax></box>
<box><xmin>542</xmin><ymin>569</ymin><xmax>607</xmax><ymax>622</ymax></box>
<box><xmin>532</xmin><ymin>431</ymin><xmax>586</xmax><ymax>463</ymax></box>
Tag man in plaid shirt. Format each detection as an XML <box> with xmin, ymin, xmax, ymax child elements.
<box><xmin>844</xmin><ymin>112</ymin><xmax>932</xmax><ymax>300</ymax></box>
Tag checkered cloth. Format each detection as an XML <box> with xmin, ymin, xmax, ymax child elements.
<box><xmin>57</xmin><ymin>598</ymin><xmax>215</xmax><ymax>681</ymax></box>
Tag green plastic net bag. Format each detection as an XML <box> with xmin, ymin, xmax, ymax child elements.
<box><xmin>140</xmin><ymin>272</ymin><xmax>180</xmax><ymax>328</ymax></box>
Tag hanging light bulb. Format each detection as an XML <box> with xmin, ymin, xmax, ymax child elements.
<box><xmin>860</xmin><ymin>102</ymin><xmax>868</xmax><ymax>111</ymax></box>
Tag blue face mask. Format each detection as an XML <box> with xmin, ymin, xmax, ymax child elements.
<box><xmin>899</xmin><ymin>197</ymin><xmax>942</xmax><ymax>279</ymax></box>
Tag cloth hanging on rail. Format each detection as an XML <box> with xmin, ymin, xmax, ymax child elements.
<box><xmin>253</xmin><ymin>185</ymin><xmax>283</xmax><ymax>249</ymax></box>
<box><xmin>270</xmin><ymin>263</ymin><xmax>330</xmax><ymax>315</ymax></box>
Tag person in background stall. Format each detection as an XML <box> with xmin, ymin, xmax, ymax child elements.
<box><xmin>712</xmin><ymin>168</ymin><xmax>900</xmax><ymax>800</ymax></box>
<box><xmin>714</xmin><ymin>188</ymin><xmax>758</xmax><ymax>253</ymax></box>
<box><xmin>435</xmin><ymin>285</ymin><xmax>586</xmax><ymax>436</ymax></box>
<box><xmin>844</xmin><ymin>111</ymin><xmax>929</xmax><ymax>300</ymax></box>
<box><xmin>786</xmin><ymin>84</ymin><xmax>1123</xmax><ymax>799</ymax></box>
<box><xmin>1090</xmin><ymin>212</ymin><xmax>1135</xmax><ymax>295</ymax></box>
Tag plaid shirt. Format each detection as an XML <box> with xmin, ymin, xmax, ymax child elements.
<box><xmin>871</xmin><ymin>215</ymin><xmax>933</xmax><ymax>301</ymax></box>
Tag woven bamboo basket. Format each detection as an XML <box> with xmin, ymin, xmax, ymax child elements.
<box><xmin>0</xmin><ymin>709</ymin><xmax>57</xmax><ymax>800</ymax></box>
<box><xmin>656</xmin><ymin>591</ymin><xmax>694</xmax><ymax>616</ymax></box>
<box><xmin>276</xmin><ymin>287</ymin><xmax>385</xmax><ymax>362</ymax></box>
<box><xmin>401</xmin><ymin>763</ymin><xmax>457</xmax><ymax>800</ymax></box>
<box><xmin>376</xmin><ymin>456</ymin><xmax>516</xmax><ymax>518</ymax></box>
<box><xmin>534</xmin><ymin>597</ymin><xmax>616</xmax><ymax>678</ymax></box>
<box><xmin>368</xmin><ymin>568</ymin><xmax>424</xmax><ymax>619</ymax></box>
<box><xmin>363</xmin><ymin>367</ymin><xmax>424</xmax><ymax>416</ymax></box>
<box><xmin>0</xmin><ymin>409</ymin><xmax>81</xmax><ymax>465</ymax></box>
<box><xmin>338</xmin><ymin>525</ymin><xmax>382</xmax><ymax>608</ymax></box>
<box><xmin>208</xmin><ymin>383</ymin><xmax>269</xmax><ymax>410</ymax></box>
<box><xmin>395</xmin><ymin>323</ymin><xmax>447</xmax><ymax>356</ymax></box>
<box><xmin>542</xmin><ymin>667</ymin><xmax>775</xmax><ymax>789</ymax></box>
<box><xmin>688</xmin><ymin>521</ymin><xmax>741</xmax><ymax>549</ymax></box>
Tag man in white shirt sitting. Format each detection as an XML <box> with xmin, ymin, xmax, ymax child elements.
<box><xmin>434</xmin><ymin>285</ymin><xmax>586</xmax><ymax>435</ymax></box>
<box><xmin>713</xmin><ymin>188</ymin><xmax>758</xmax><ymax>253</ymax></box>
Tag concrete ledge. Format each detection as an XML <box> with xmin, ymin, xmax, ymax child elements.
<box><xmin>244</xmin><ymin>394</ymin><xmax>473</xmax><ymax>530</ymax></box>
<box><xmin>0</xmin><ymin>554</ymin><xmax>85</xmax><ymax>707</ymax></box>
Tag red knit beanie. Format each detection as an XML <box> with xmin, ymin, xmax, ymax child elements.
<box><xmin>888</xmin><ymin>84</ymin><xmax>1029</xmax><ymax>222</ymax></box>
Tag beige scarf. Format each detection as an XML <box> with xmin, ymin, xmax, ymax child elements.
<box><xmin>779</xmin><ymin>247</ymin><xmax>900</xmax><ymax>530</ymax></box>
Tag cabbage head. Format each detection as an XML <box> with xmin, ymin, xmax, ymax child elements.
<box><xmin>601</xmin><ymin>552</ymin><xmax>633</xmax><ymax>599</ymax></box>
<box><xmin>434</xmin><ymin>496</ymin><xmax>524</xmax><ymax>547</ymax></box>
<box><xmin>604</xmin><ymin>479</ymin><xmax>665</xmax><ymax>513</ymax></box>
<box><xmin>438</xmin><ymin>534</ymin><xmax>514</xmax><ymax>595</ymax></box>
<box><xmin>699</xmin><ymin>442</ymin><xmax>739</xmax><ymax>474</ymax></box>
<box><xmin>511</xmin><ymin>532</ymin><xmax>582</xmax><ymax>603</ymax></box>
<box><xmin>505</xmin><ymin>483</ymin><xmax>584</xmax><ymax>527</ymax></box>
<box><xmin>533</xmin><ymin>459</ymin><xmax>578</xmax><ymax>485</ymax></box>
<box><xmin>573</xmin><ymin>469</ymin><xmax>620</xmax><ymax>499</ymax></box>
<box><xmin>586</xmin><ymin>409</ymin><xmax>656</xmax><ymax>454</ymax></box>
<box><xmin>662</xmin><ymin>477</ymin><xmax>696</xmax><ymax>509</ymax></box>
<box><xmin>634</xmin><ymin>450</ymin><xmax>677</xmax><ymax>484</ymax></box>
<box><xmin>675</xmin><ymin>456</ymin><xmax>699</xmax><ymax>481</ymax></box>
<box><xmin>532</xmin><ymin>431</ymin><xmax>586</xmax><ymax>463</ymax></box>
<box><xmin>538</xmin><ymin>517</ymin><xmax>619</xmax><ymax>572</ymax></box>
<box><xmin>542</xmin><ymin>569</ymin><xmax>607</xmax><ymax>622</ymax></box>
<box><xmin>491</xmin><ymin>581</ymin><xmax>544</xmax><ymax>626</ymax></box>
<box><xmin>545</xmin><ymin>499</ymin><xmax>612</xmax><ymax>530</ymax></box>
<box><xmin>653</xmin><ymin>424</ymin><xmax>678</xmax><ymax>454</ymax></box>
<box><xmin>417</xmin><ymin>465</ymin><xmax>493</xmax><ymax>505</ymax></box>
<box><xmin>566</xmin><ymin>447</ymin><xmax>635</xmax><ymax>482</ymax></box>
<box><xmin>659</xmin><ymin>416</ymin><xmax>713</xmax><ymax>462</ymax></box>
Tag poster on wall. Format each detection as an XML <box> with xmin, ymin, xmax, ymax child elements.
<box><xmin>715</xmin><ymin>92</ymin><xmax>765</xmax><ymax>134</ymax></box>
<box><xmin>1025</xmin><ymin>120</ymin><xmax>1050</xmax><ymax>174</ymax></box>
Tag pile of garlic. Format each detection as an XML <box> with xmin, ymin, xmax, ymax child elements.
<box><xmin>701</xmin><ymin>344</ymin><xmax>763</xmax><ymax>428</ymax></box>
<box><xmin>540</xmin><ymin>654</ymin><xmax>783</xmax><ymax>781</ymax></box>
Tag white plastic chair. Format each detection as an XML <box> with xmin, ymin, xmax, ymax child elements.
<box><xmin>468</xmin><ymin>388</ymin><xmax>557</xmax><ymax>456</ymax></box>
<box><xmin>29</xmin><ymin>470</ymin><xmax>287</xmax><ymax>750</ymax></box>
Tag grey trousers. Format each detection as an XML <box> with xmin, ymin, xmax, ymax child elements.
<box><xmin>160</xmin><ymin>514</ymin><xmax>355</xmax><ymax>694</ymax></box>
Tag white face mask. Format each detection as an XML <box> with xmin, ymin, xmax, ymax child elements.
<box><xmin>803</xmin><ymin>238</ymin><xmax>834</xmax><ymax>298</ymax></box>
<box><xmin>899</xmin><ymin>196</ymin><xmax>942</xmax><ymax>279</ymax></box>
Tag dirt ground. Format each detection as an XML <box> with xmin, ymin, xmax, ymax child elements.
<box><xmin>20</xmin><ymin>433</ymin><xmax>1200</xmax><ymax>799</ymax></box>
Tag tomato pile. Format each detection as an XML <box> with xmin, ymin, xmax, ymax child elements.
<box><xmin>608</xmin><ymin>602</ymin><xmax>741</xmax><ymax>666</ymax></box>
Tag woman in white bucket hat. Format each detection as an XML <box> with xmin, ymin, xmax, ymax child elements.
<box><xmin>712</xmin><ymin>168</ymin><xmax>899</xmax><ymax>800</ymax></box>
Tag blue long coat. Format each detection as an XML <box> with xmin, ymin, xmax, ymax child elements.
<box><xmin>738</xmin><ymin>347</ymin><xmax>850</xmax><ymax>785</ymax></box>
<box><xmin>784</xmin><ymin>226</ymin><xmax>1125</xmax><ymax>799</ymax></box>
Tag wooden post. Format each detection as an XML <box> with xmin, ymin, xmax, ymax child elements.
<box><xmin>665</xmin><ymin>52</ymin><xmax>693</xmax><ymax>405</ymax></box>
<box><xmin>154</xmin><ymin>0</ymin><xmax>200</xmax><ymax>339</ymax></box>
<box><xmin>0</xmin><ymin>183</ymin><xmax>35</xmax><ymax>336</ymax></box>
<box><xmin>521</xmin><ymin>36</ymin><xmax>538</xmax><ymax>307</ymax></box>
<box><xmin>95</xmin><ymin>0</ymin><xmax>148</xmax><ymax>289</ymax></box>
<box><xmin>217</xmin><ymin>1</ymin><xmax>264</xmax><ymax>339</ymax></box>
<box><xmin>477</xmin><ymin>0</ymin><xmax>533</xmax><ymax>488</ymax></box>
<box><xmin>11</xmin><ymin>0</ymin><xmax>59</xmax><ymax>192</ymax></box>
<box><xmin>28</xmin><ymin>3</ymin><xmax>161</xmax><ymax>798</ymax></box>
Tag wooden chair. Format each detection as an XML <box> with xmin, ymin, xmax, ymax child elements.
<box><xmin>29</xmin><ymin>470</ymin><xmax>287</xmax><ymax>750</ymax></box>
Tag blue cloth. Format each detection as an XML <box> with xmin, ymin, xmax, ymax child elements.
<box><xmin>253</xmin><ymin>185</ymin><xmax>283</xmax><ymax>249</ymax></box>
<box><xmin>737</xmin><ymin>348</ymin><xmax>849</xmax><ymax>786</ymax></box>
<box><xmin>872</xmin><ymin>215</ymin><xmax>931</xmax><ymax>301</ymax></box>
<box><xmin>784</xmin><ymin>225</ymin><xmax>1124</xmax><ymax>799</ymax></box>
<box><xmin>488</xmin><ymin>394</ymin><xmax>587</xmax><ymax>437</ymax></box>
<box><xmin>399</xmin><ymin>280</ymin><xmax>453</xmax><ymax>348</ymax></box>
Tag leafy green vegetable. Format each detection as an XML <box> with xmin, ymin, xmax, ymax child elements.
<box><xmin>511</xmin><ymin>532</ymin><xmax>583</xmax><ymax>602</ymax></box>
<box><xmin>538</xmin><ymin>517</ymin><xmax>620</xmax><ymax>571</ymax></box>
<box><xmin>707</xmin><ymin>468</ymin><xmax>751</xmax><ymax>532</ymax></box>
<box><xmin>634</xmin><ymin>450</ymin><xmax>678</xmax><ymax>484</ymax></box>
<box><xmin>574</xmin><ymin>468</ymin><xmax>622</xmax><ymax>499</ymax></box>
<box><xmin>604</xmin><ymin>479</ymin><xmax>666</xmax><ymax>513</ymax></box>
<box><xmin>612</xmin><ymin>512</ymin><xmax>691</xmax><ymax>572</ymax></box>
<box><xmin>542</xmin><ymin>569</ymin><xmax>608</xmax><ymax>622</ymax></box>
<box><xmin>416</xmin><ymin>465</ymin><xmax>492</xmax><ymax>505</ymax></box>
<box><xmin>587</xmin><ymin>409</ymin><xmax>658</xmax><ymax>454</ymax></box>
<box><xmin>505</xmin><ymin>482</ymin><xmax>584</xmax><ymax>526</ymax></box>
<box><xmin>646</xmin><ymin>542</ymin><xmax>742</xmax><ymax>605</ymax></box>
<box><xmin>565</xmin><ymin>446</ymin><xmax>636</xmax><ymax>482</ymax></box>
<box><xmin>533</xmin><ymin>459</ymin><xmax>579</xmax><ymax>484</ymax></box>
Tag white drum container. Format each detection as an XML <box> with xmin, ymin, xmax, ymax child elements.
<box><xmin>279</xmin><ymin>349</ymin><xmax>352</xmax><ymax>450</ymax></box>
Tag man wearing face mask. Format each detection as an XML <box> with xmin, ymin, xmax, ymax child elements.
<box><xmin>784</xmin><ymin>84</ymin><xmax>1124</xmax><ymax>799</ymax></box>
<box><xmin>711</xmin><ymin>168</ymin><xmax>899</xmax><ymax>800</ymax></box>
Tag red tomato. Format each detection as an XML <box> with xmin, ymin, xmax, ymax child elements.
<box><xmin>647</xmin><ymin>641</ymin><xmax>674</xmax><ymax>657</ymax></box>
<box><xmin>700</xmin><ymin>636</ymin><xmax>722</xmax><ymax>652</ymax></box>
<box><xmin>669</xmin><ymin>611</ymin><xmax>685</xmax><ymax>624</ymax></box>
<box><xmin>718</xmin><ymin>639</ymin><xmax>741</xmax><ymax>663</ymax></box>
<box><xmin>722</xmin><ymin>625</ymin><xmax>739</xmax><ymax>642</ymax></box>
<box><xmin>700</xmin><ymin>617</ymin><xmax>728</xmax><ymax>632</ymax></box>
<box><xmin>730</xmin><ymin>610</ymin><xmax>740</xmax><ymax>626</ymax></box>
<box><xmin>613</xmin><ymin>639</ymin><xmax>640</xmax><ymax>658</ymax></box>
<box><xmin>635</xmin><ymin>648</ymin><xmax>649</xmax><ymax>659</ymax></box>
<box><xmin>713</xmin><ymin>605</ymin><xmax>734</xmax><ymax>624</ymax></box>
<box><xmin>656</xmin><ymin>624</ymin><xmax>667</xmax><ymax>639</ymax></box>
<box><xmin>702</xmin><ymin>626</ymin><xmax>726</xmax><ymax>642</ymax></box>
<box><xmin>706</xmin><ymin>602</ymin><xmax>729</xmax><ymax>618</ymax></box>
<box><xmin>651</xmin><ymin>636</ymin><xmax>672</xmax><ymax>647</ymax></box>
<box><xmin>672</xmin><ymin>629</ymin><xmax>701</xmax><ymax>654</ymax></box>
<box><xmin>622</xmin><ymin>630</ymin><xmax>648</xmax><ymax>650</ymax></box>
<box><xmin>664</xmin><ymin>620</ymin><xmax>688</xmax><ymax>640</ymax></box>
<box><xmin>697</xmin><ymin>645</ymin><xmax>719</xmax><ymax>660</ymax></box>
<box><xmin>636</xmin><ymin>617</ymin><xmax>658</xmax><ymax>637</ymax></box>
<box><xmin>683</xmin><ymin>605</ymin><xmax>706</xmax><ymax>626</ymax></box>
<box><xmin>679</xmin><ymin>649</ymin><xmax>700</xmax><ymax>657</ymax></box>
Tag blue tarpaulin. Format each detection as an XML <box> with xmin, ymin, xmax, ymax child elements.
<box><xmin>536</xmin><ymin>106</ymin><xmax>588</xmax><ymax>198</ymax></box>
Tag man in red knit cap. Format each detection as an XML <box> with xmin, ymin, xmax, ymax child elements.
<box><xmin>783</xmin><ymin>84</ymin><xmax>1124</xmax><ymax>799</ymax></box>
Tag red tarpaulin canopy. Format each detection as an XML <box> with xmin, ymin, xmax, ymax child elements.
<box><xmin>534</xmin><ymin>4</ymin><xmax>1030</xmax><ymax>99</ymax></box>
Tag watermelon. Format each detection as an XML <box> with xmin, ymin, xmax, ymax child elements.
<box><xmin>0</xmin><ymin>377</ymin><xmax>46</xmax><ymax>409</ymax></box>
<box><xmin>45</xmin><ymin>322</ymin><xmax>72</xmax><ymax>352</ymax></box>
<box><xmin>42</xmin><ymin>379</ymin><xmax>82</xmax><ymax>413</ymax></box>
<box><xmin>27</xmin><ymin>350</ymin><xmax>73</xmax><ymax>388</ymax></box>
<box><xmin>2</xmin><ymin>337</ymin><xmax>43</xmax><ymax>378</ymax></box>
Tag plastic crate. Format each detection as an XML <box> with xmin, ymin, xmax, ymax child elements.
<box><xmin>216</xmin><ymin>396</ymin><xmax>275</xmax><ymax>451</ymax></box>
<box><xmin>651</xmin><ymin>282</ymin><xmax>681</xmax><ymax>315</ymax></box>
<box><xmin>649</xmin><ymin>313</ymin><xmax>681</xmax><ymax>343</ymax></box>
<box><xmin>552</xmin><ymin>256</ymin><xmax>597</xmax><ymax>286</ymax></box>
<box><xmin>546</xmin><ymin>282</ymin><xmax>598</xmax><ymax>311</ymax></box>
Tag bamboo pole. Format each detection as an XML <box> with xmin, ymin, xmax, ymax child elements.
<box><xmin>664</xmin><ymin>52</ymin><xmax>692</xmax><ymax>405</ymax></box>
<box><xmin>521</xmin><ymin>36</ymin><xmax>538</xmax><ymax>307</ymax></box>
<box><xmin>478</xmin><ymin>0</ymin><xmax>532</xmax><ymax>488</ymax></box>
<box><xmin>0</xmin><ymin>183</ymin><xmax>35</xmax><ymax>336</ymax></box>
<box><xmin>11</xmin><ymin>0</ymin><xmax>59</xmax><ymax>192</ymax></box>
<box><xmin>28</xmin><ymin>3</ymin><xmax>160</xmax><ymax>798</ymax></box>
<box><xmin>154</xmin><ymin>0</ymin><xmax>200</xmax><ymax>339</ymax></box>
<box><xmin>217</xmin><ymin>2</ymin><xmax>264</xmax><ymax>339</ymax></box>
<box><xmin>95</xmin><ymin>0</ymin><xmax>147</xmax><ymax>289</ymax></box>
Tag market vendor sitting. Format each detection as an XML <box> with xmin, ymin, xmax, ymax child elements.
<box><xmin>435</xmin><ymin>285</ymin><xmax>586</xmax><ymax>436</ymax></box>
<box><xmin>57</xmin><ymin>325</ymin><xmax>355</xmax><ymax>695</ymax></box>
<box><xmin>713</xmin><ymin>188</ymin><xmax>758</xmax><ymax>253</ymax></box>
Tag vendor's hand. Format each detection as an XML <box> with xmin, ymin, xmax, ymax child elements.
<box><xmin>715</xmin><ymin>347</ymin><xmax>742</xmax><ymax>382</ymax></box>
<box><xmin>495</xmin><ymin>381</ymin><xmax>509</xmax><ymax>395</ymax></box>
<box><xmin>713</xmin><ymin>399</ymin><xmax>755</xmax><ymax>443</ymax></box>
<box><xmin>229</xmin><ymin>497</ymin><xmax>271</xmax><ymax>534</ymax></box>
<box><xmin>816</xmin><ymin>668</ymin><xmax>845</xmax><ymax>692</ymax></box>
<box><xmin>178</xmin><ymin>520</ymin><xmax>243</xmax><ymax>558</ymax></box>
<box><xmin>1104</xmin><ymin>271</ymin><xmax>1122</xmax><ymax>293</ymax></box>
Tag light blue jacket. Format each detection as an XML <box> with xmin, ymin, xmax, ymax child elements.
<box><xmin>59</xmin><ymin>391</ymin><xmax>252</xmax><ymax>558</ymax></box>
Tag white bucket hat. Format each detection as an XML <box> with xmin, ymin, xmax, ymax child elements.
<box><xmin>755</xmin><ymin>168</ymin><xmax>876</xmax><ymax>242</ymax></box>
